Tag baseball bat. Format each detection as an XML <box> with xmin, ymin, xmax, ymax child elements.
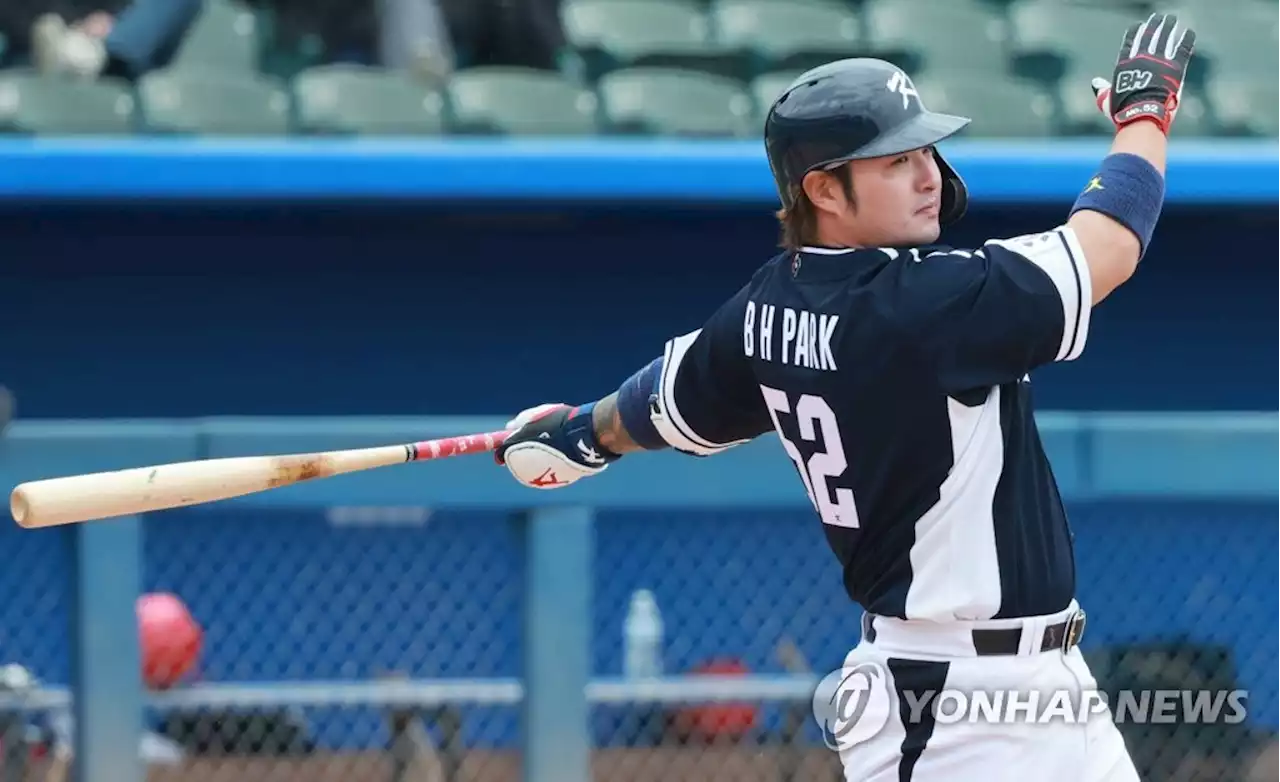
<box><xmin>10</xmin><ymin>429</ymin><xmax>511</xmax><ymax>530</ymax></box>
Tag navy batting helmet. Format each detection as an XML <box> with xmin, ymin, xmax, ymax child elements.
<box><xmin>765</xmin><ymin>58</ymin><xmax>972</xmax><ymax>226</ymax></box>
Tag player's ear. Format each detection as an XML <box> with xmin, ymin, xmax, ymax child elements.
<box><xmin>801</xmin><ymin>169</ymin><xmax>848</xmax><ymax>216</ymax></box>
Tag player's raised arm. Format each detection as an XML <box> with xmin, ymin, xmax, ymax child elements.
<box><xmin>493</xmin><ymin>287</ymin><xmax>773</xmax><ymax>490</ymax></box>
<box><xmin>1066</xmin><ymin>12</ymin><xmax>1194</xmax><ymax>305</ymax></box>
<box><xmin>892</xmin><ymin>13</ymin><xmax>1196</xmax><ymax>392</ymax></box>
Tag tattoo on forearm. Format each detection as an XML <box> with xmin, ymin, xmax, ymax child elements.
<box><xmin>592</xmin><ymin>392</ymin><xmax>643</xmax><ymax>454</ymax></box>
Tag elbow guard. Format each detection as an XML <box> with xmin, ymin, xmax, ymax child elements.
<box><xmin>615</xmin><ymin>356</ymin><xmax>667</xmax><ymax>451</ymax></box>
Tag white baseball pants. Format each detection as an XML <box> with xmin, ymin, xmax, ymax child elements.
<box><xmin>830</xmin><ymin>601</ymin><xmax>1140</xmax><ymax>782</ymax></box>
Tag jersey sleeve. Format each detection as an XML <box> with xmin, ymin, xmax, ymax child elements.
<box><xmin>895</xmin><ymin>224</ymin><xmax>1093</xmax><ymax>392</ymax></box>
<box><xmin>650</xmin><ymin>286</ymin><xmax>774</xmax><ymax>456</ymax></box>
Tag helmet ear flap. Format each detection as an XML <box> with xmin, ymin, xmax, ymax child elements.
<box><xmin>935</xmin><ymin>152</ymin><xmax>968</xmax><ymax>227</ymax></box>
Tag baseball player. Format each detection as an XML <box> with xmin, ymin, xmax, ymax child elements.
<box><xmin>495</xmin><ymin>12</ymin><xmax>1195</xmax><ymax>781</ymax></box>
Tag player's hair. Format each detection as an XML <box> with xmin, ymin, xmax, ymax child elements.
<box><xmin>775</xmin><ymin>164</ymin><xmax>855</xmax><ymax>250</ymax></box>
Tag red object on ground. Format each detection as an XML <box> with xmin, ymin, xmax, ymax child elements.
<box><xmin>137</xmin><ymin>592</ymin><xmax>202</xmax><ymax>689</ymax></box>
<box><xmin>672</xmin><ymin>658</ymin><xmax>759</xmax><ymax>741</ymax></box>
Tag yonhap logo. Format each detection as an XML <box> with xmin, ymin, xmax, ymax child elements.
<box><xmin>811</xmin><ymin>661</ymin><xmax>893</xmax><ymax>751</ymax></box>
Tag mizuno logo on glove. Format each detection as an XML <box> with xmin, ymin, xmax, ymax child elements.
<box><xmin>530</xmin><ymin>468</ymin><xmax>569</xmax><ymax>487</ymax></box>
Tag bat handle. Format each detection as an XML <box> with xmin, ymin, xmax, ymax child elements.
<box><xmin>407</xmin><ymin>430</ymin><xmax>512</xmax><ymax>462</ymax></box>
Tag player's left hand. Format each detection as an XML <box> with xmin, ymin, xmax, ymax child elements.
<box><xmin>1091</xmin><ymin>12</ymin><xmax>1196</xmax><ymax>135</ymax></box>
<box><xmin>495</xmin><ymin>403</ymin><xmax>618</xmax><ymax>489</ymax></box>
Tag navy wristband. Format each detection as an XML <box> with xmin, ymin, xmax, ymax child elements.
<box><xmin>1069</xmin><ymin>153</ymin><xmax>1165</xmax><ymax>259</ymax></box>
<box><xmin>614</xmin><ymin>356</ymin><xmax>668</xmax><ymax>451</ymax></box>
<box><xmin>564</xmin><ymin>401</ymin><xmax>622</xmax><ymax>462</ymax></box>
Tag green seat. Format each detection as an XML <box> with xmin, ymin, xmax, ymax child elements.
<box><xmin>171</xmin><ymin>0</ymin><xmax>259</xmax><ymax>72</ymax></box>
<box><xmin>1209</xmin><ymin>74</ymin><xmax>1279</xmax><ymax>137</ymax></box>
<box><xmin>1167</xmin><ymin>92</ymin><xmax>1215</xmax><ymax>138</ymax></box>
<box><xmin>913</xmin><ymin>74</ymin><xmax>1056</xmax><ymax>137</ymax></box>
<box><xmin>598</xmin><ymin>67</ymin><xmax>755</xmax><ymax>137</ymax></box>
<box><xmin>252</xmin><ymin>5</ymin><xmax>326</xmax><ymax>80</ymax></box>
<box><xmin>448</xmin><ymin>67</ymin><xmax>598</xmax><ymax>135</ymax></box>
<box><xmin>1171</xmin><ymin>3</ymin><xmax>1277</xmax><ymax>87</ymax></box>
<box><xmin>139</xmin><ymin>69</ymin><xmax>290</xmax><ymax>135</ymax></box>
<box><xmin>294</xmin><ymin>65</ymin><xmax>445</xmax><ymax>136</ymax></box>
<box><xmin>710</xmin><ymin>0</ymin><xmax>861</xmax><ymax>76</ymax></box>
<box><xmin>1055</xmin><ymin>66</ymin><xmax>1113</xmax><ymax>137</ymax></box>
<box><xmin>0</xmin><ymin>74</ymin><xmax>136</xmax><ymax>135</ymax></box>
<box><xmin>1008</xmin><ymin>2</ymin><xmax>1134</xmax><ymax>86</ymax></box>
<box><xmin>750</xmin><ymin>70</ymin><xmax>804</xmax><ymax>120</ymax></box>
<box><xmin>562</xmin><ymin>0</ymin><xmax>740</xmax><ymax>79</ymax></box>
<box><xmin>1057</xmin><ymin>66</ymin><xmax>1215</xmax><ymax>137</ymax></box>
<box><xmin>862</xmin><ymin>0</ymin><xmax>1009</xmax><ymax>76</ymax></box>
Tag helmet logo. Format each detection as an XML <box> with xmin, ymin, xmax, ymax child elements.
<box><xmin>885</xmin><ymin>71</ymin><xmax>919</xmax><ymax>110</ymax></box>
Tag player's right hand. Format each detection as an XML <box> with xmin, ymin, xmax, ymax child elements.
<box><xmin>1092</xmin><ymin>12</ymin><xmax>1196</xmax><ymax>135</ymax></box>
<box><xmin>494</xmin><ymin>403</ymin><xmax>617</xmax><ymax>490</ymax></box>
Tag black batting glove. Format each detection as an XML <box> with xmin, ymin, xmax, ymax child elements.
<box><xmin>1092</xmin><ymin>12</ymin><xmax>1196</xmax><ymax>135</ymax></box>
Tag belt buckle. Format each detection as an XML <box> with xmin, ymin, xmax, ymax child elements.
<box><xmin>1061</xmin><ymin>609</ymin><xmax>1087</xmax><ymax>652</ymax></box>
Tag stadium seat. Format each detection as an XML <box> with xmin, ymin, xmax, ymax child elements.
<box><xmin>252</xmin><ymin>5</ymin><xmax>326</xmax><ymax>80</ymax></box>
<box><xmin>1057</xmin><ymin>65</ymin><xmax>1214</xmax><ymax>137</ymax></box>
<box><xmin>750</xmin><ymin>71</ymin><xmax>803</xmax><ymax>120</ymax></box>
<box><xmin>597</xmin><ymin>67</ymin><xmax>756</xmax><ymax>137</ymax></box>
<box><xmin>1166</xmin><ymin>93</ymin><xmax>1215</xmax><ymax>138</ymax></box>
<box><xmin>447</xmin><ymin>67</ymin><xmax>599</xmax><ymax>135</ymax></box>
<box><xmin>861</xmin><ymin>0</ymin><xmax>1010</xmax><ymax>77</ymax></box>
<box><xmin>710</xmin><ymin>0</ymin><xmax>862</xmax><ymax>76</ymax></box>
<box><xmin>1007</xmin><ymin>2</ymin><xmax>1134</xmax><ymax>86</ymax></box>
<box><xmin>1170</xmin><ymin>2</ymin><xmax>1277</xmax><ymax>88</ymax></box>
<box><xmin>561</xmin><ymin>0</ymin><xmax>741</xmax><ymax>80</ymax></box>
<box><xmin>1055</xmin><ymin>62</ymin><xmax>1150</xmax><ymax>137</ymax></box>
<box><xmin>1054</xmin><ymin>71</ymin><xmax>1112</xmax><ymax>137</ymax></box>
<box><xmin>138</xmin><ymin>69</ymin><xmax>290</xmax><ymax>135</ymax></box>
<box><xmin>913</xmin><ymin>74</ymin><xmax>1056</xmax><ymax>137</ymax></box>
<box><xmin>1209</xmin><ymin>75</ymin><xmax>1279</xmax><ymax>137</ymax></box>
<box><xmin>171</xmin><ymin>0</ymin><xmax>260</xmax><ymax>73</ymax></box>
<box><xmin>0</xmin><ymin>73</ymin><xmax>136</xmax><ymax>135</ymax></box>
<box><xmin>293</xmin><ymin>65</ymin><xmax>445</xmax><ymax>136</ymax></box>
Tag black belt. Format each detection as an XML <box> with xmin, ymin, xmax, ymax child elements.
<box><xmin>861</xmin><ymin>609</ymin><xmax>1087</xmax><ymax>656</ymax></box>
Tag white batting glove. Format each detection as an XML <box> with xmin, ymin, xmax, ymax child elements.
<box><xmin>495</xmin><ymin>402</ymin><xmax>617</xmax><ymax>489</ymax></box>
<box><xmin>505</xmin><ymin>402</ymin><xmax>566</xmax><ymax>430</ymax></box>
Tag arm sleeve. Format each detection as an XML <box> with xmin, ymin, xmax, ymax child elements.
<box><xmin>895</xmin><ymin>224</ymin><xmax>1093</xmax><ymax>392</ymax></box>
<box><xmin>649</xmin><ymin>287</ymin><xmax>773</xmax><ymax>456</ymax></box>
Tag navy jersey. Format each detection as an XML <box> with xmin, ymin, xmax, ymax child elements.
<box><xmin>648</xmin><ymin>226</ymin><xmax>1092</xmax><ymax>621</ymax></box>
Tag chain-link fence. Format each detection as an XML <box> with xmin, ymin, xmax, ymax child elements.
<box><xmin>0</xmin><ymin>498</ymin><xmax>1272</xmax><ymax>781</ymax></box>
<box><xmin>135</xmin><ymin>506</ymin><xmax>524</xmax><ymax>782</ymax></box>
<box><xmin>591</xmin><ymin>509</ymin><xmax>849</xmax><ymax>782</ymax></box>
<box><xmin>0</xmin><ymin>522</ymin><xmax>70</xmax><ymax>782</ymax></box>
<box><xmin>590</xmin><ymin>504</ymin><xmax>1279</xmax><ymax>782</ymax></box>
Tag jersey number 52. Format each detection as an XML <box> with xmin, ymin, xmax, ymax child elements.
<box><xmin>760</xmin><ymin>385</ymin><xmax>861</xmax><ymax>529</ymax></box>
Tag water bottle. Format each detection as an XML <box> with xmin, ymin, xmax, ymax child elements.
<box><xmin>624</xmin><ymin>589</ymin><xmax>663</xmax><ymax>678</ymax></box>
